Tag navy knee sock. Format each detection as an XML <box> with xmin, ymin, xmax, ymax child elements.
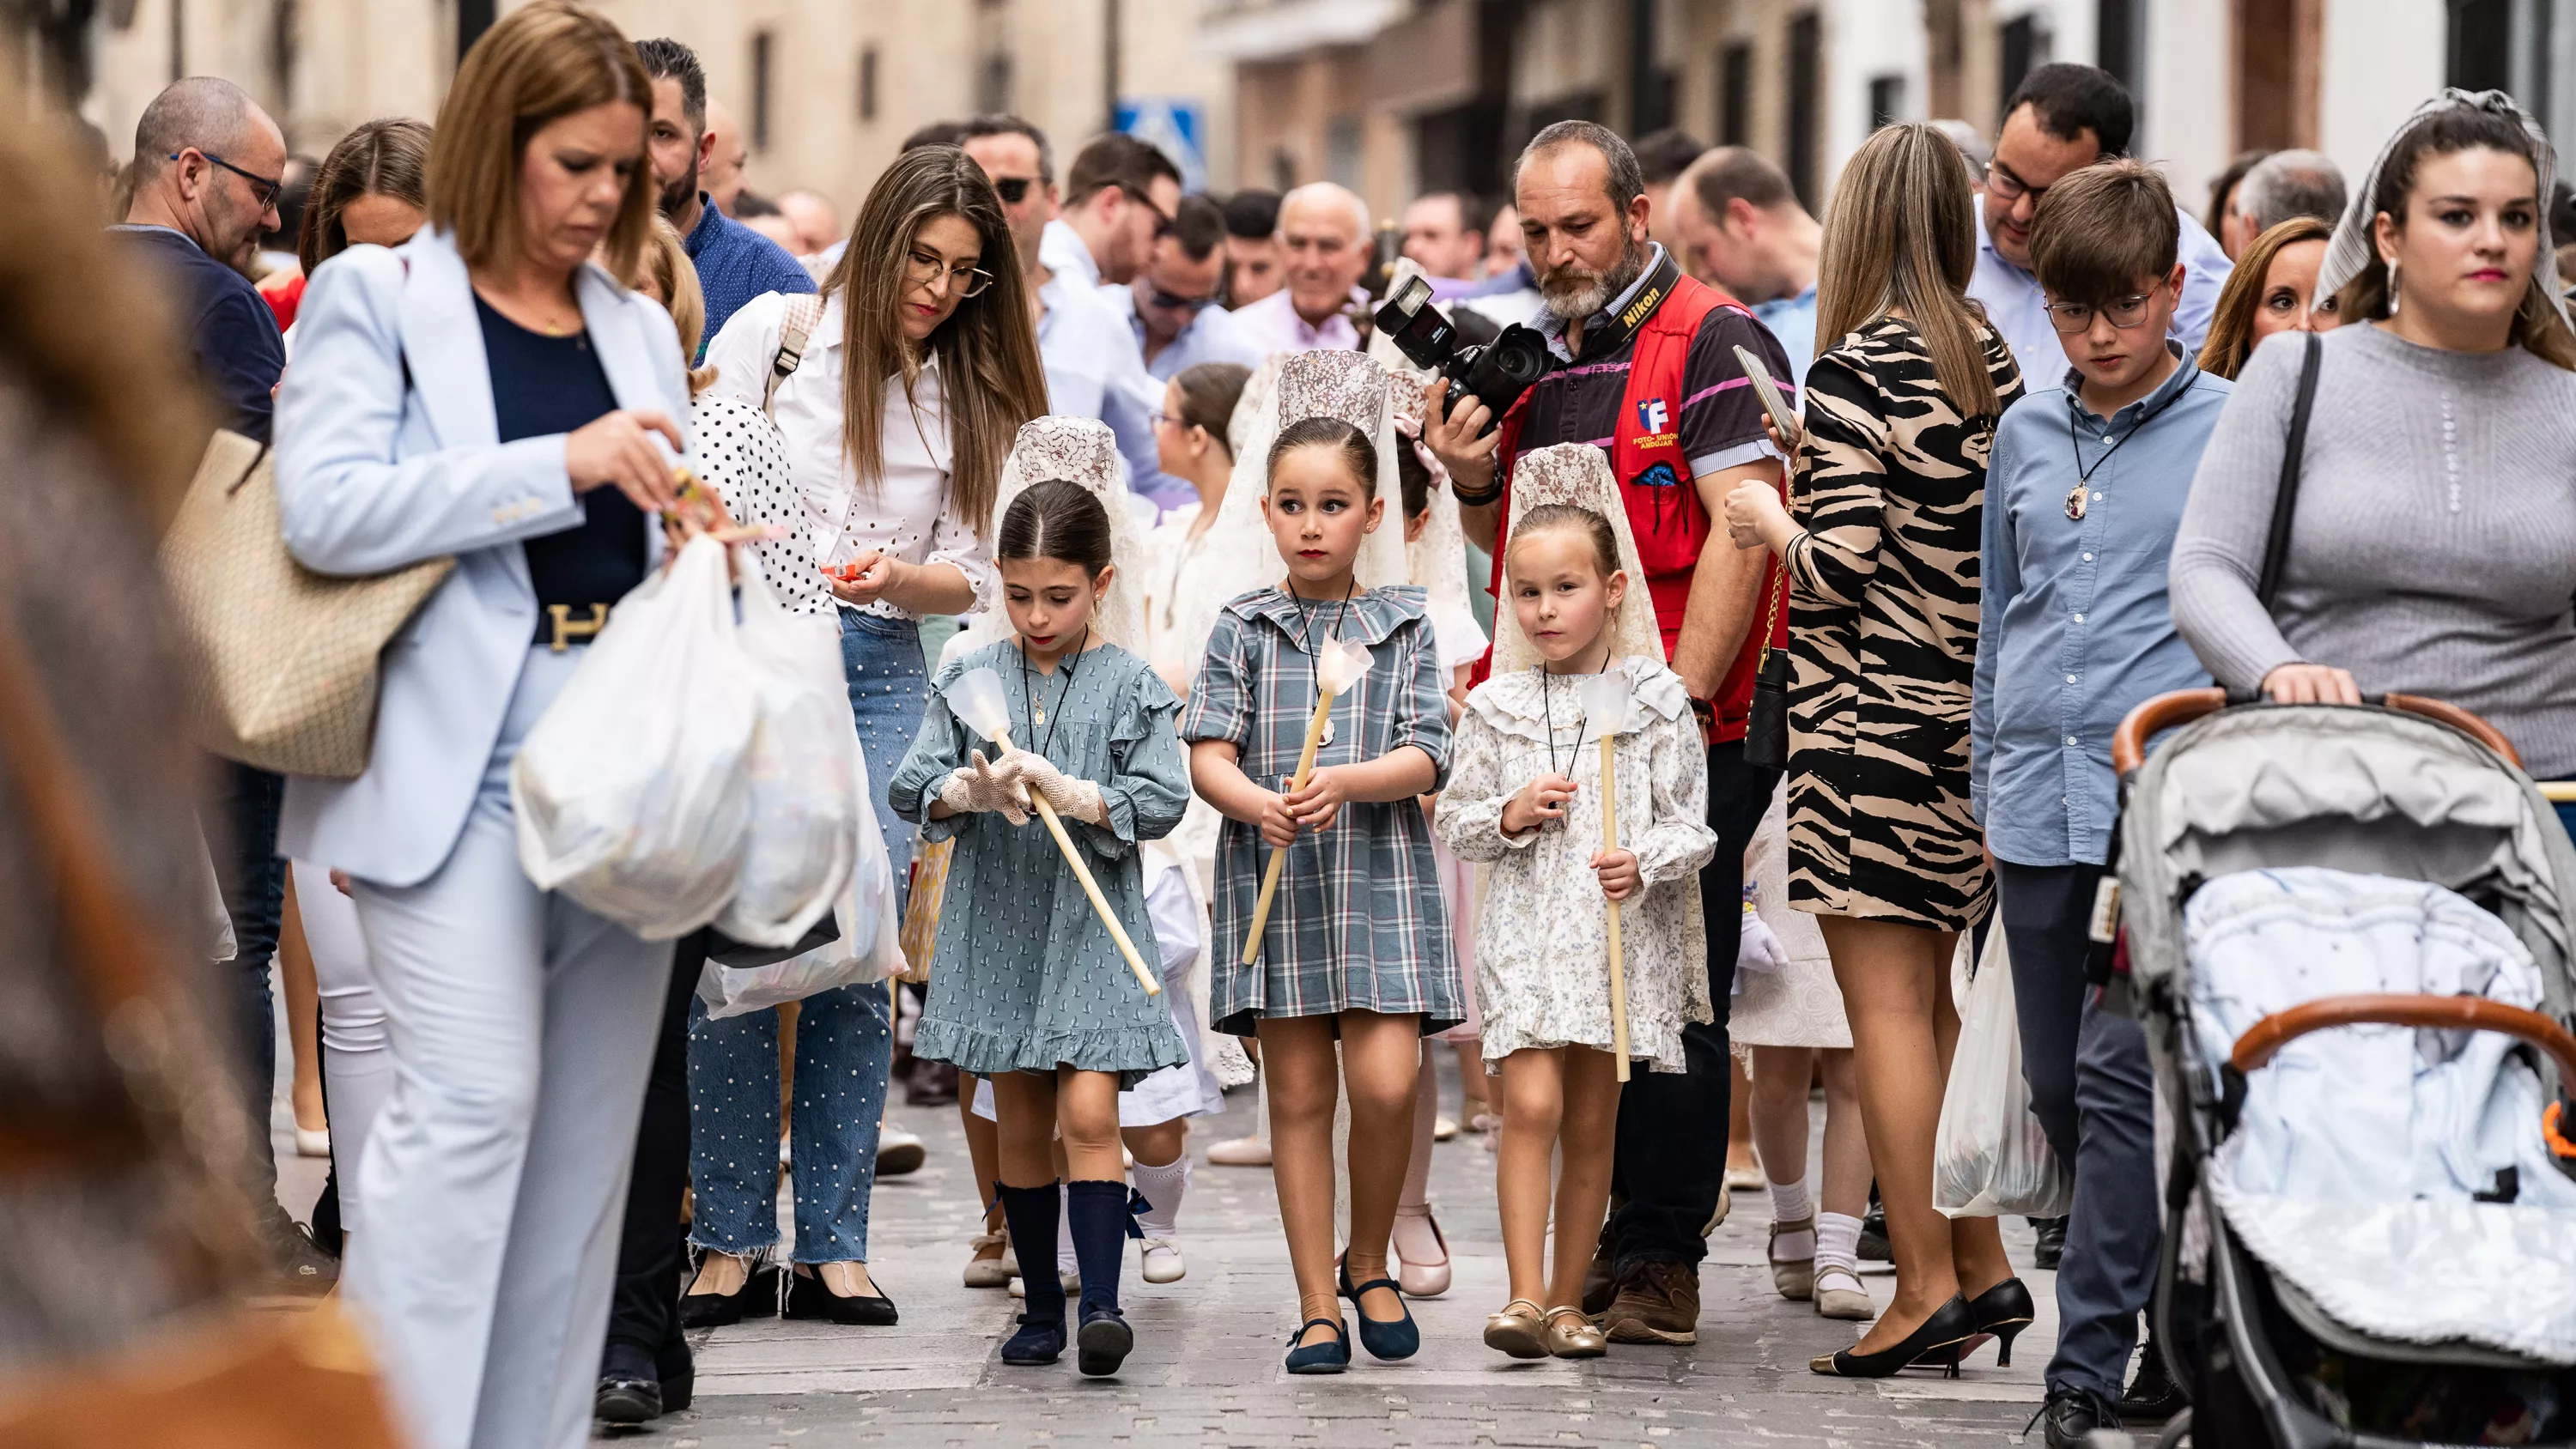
<box><xmin>996</xmin><ymin>1182</ymin><xmax>1064</xmax><ymax>1324</ymax></box>
<box><xmin>1066</xmin><ymin>1179</ymin><xmax>1133</xmax><ymax>1316</ymax></box>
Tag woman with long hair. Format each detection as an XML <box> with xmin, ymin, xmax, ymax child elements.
<box><xmin>2175</xmin><ymin>90</ymin><xmax>2576</xmax><ymax>788</ymax></box>
<box><xmin>686</xmin><ymin>144</ymin><xmax>1046</xmax><ymax>1327</ymax></box>
<box><xmin>2196</xmin><ymin>215</ymin><xmax>2341</xmax><ymax>379</ymax></box>
<box><xmin>1721</xmin><ymin>120</ymin><xmax>2027</xmax><ymax>1379</ymax></box>
<box><xmin>272</xmin><ymin>5</ymin><xmax>694</xmax><ymax>1446</ymax></box>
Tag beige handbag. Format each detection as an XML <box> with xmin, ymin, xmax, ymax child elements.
<box><xmin>159</xmin><ymin>430</ymin><xmax>454</xmax><ymax>779</ymax></box>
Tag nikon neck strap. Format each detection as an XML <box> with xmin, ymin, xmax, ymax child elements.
<box><xmin>1570</xmin><ymin>247</ymin><xmax>1683</xmax><ymax>361</ymax></box>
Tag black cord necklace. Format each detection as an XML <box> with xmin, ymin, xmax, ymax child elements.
<box><xmin>1286</xmin><ymin>576</ymin><xmax>1358</xmax><ymax>746</ymax></box>
<box><xmin>1017</xmin><ymin>623</ymin><xmax>1085</xmax><ymax>761</ymax></box>
<box><xmin>2063</xmin><ymin>369</ymin><xmax>2195</xmax><ymax>520</ymax></box>
<box><xmin>1537</xmin><ymin>637</ymin><xmax>1613</xmax><ymax>779</ymax></box>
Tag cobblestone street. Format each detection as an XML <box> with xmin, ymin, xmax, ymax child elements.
<box><xmin>591</xmin><ymin>1064</ymin><xmax>2059</xmax><ymax>1447</ymax></box>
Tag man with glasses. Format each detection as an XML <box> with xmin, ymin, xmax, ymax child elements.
<box><xmin>1968</xmin><ymin>63</ymin><xmax>2231</xmax><ymax>379</ymax></box>
<box><xmin>1042</xmin><ymin>133</ymin><xmax>1182</xmax><ymax>289</ymax></box>
<box><xmin>114</xmin><ymin>76</ymin><xmax>333</xmax><ymax>1297</ymax></box>
<box><xmin>1109</xmin><ymin>194</ymin><xmax>1261</xmax><ymax>379</ymax></box>
<box><xmin>635</xmin><ymin>39</ymin><xmax>812</xmax><ymax>349</ymax></box>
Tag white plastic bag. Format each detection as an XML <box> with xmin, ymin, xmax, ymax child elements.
<box><xmin>1934</xmin><ymin>928</ymin><xmax>2075</xmax><ymax>1219</ymax></box>
<box><xmin>710</xmin><ymin>553</ymin><xmax>855</xmax><ymax>947</ymax></box>
<box><xmin>696</xmin><ymin>728</ymin><xmax>906</xmax><ymax>1017</ymax></box>
<box><xmin>512</xmin><ymin>534</ymin><xmax>756</xmax><ymax>939</ymax></box>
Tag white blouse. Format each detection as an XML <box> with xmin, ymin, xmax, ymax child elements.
<box><xmin>701</xmin><ymin>289</ymin><xmax>993</xmax><ymax>620</ymax></box>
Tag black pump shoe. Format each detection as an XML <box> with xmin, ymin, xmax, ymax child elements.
<box><xmin>1808</xmin><ymin>1294</ymin><xmax>1975</xmax><ymax>1379</ymax></box>
<box><xmin>677</xmin><ymin>1252</ymin><xmax>779</xmax><ymax>1330</ymax></box>
<box><xmin>784</xmin><ymin>1264</ymin><xmax>900</xmax><ymax>1325</ymax></box>
<box><xmin>1920</xmin><ymin>1276</ymin><xmax>2037</xmax><ymax>1368</ymax></box>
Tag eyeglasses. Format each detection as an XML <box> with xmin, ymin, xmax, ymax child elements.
<box><xmin>2044</xmin><ymin>282</ymin><xmax>2165</xmax><ymax>334</ymax></box>
<box><xmin>172</xmin><ymin>149</ymin><xmax>283</xmax><ymax>209</ymax></box>
<box><xmin>990</xmin><ymin>176</ymin><xmax>1036</xmax><ymax>205</ymax></box>
<box><xmin>906</xmin><ymin>248</ymin><xmax>993</xmax><ymax>298</ymax></box>
<box><xmin>1153</xmin><ymin>411</ymin><xmax>1201</xmax><ymax>432</ymax></box>
<box><xmin>1145</xmin><ymin>288</ymin><xmax>1216</xmax><ymax>312</ymax></box>
<box><xmin>1984</xmin><ymin>160</ymin><xmax>2045</xmax><ymax>205</ymax></box>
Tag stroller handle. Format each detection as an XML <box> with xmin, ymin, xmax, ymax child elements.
<box><xmin>2231</xmin><ymin>991</ymin><xmax>2576</xmax><ymax>1088</ymax></box>
<box><xmin>2111</xmin><ymin>688</ymin><xmax>2524</xmax><ymax>774</ymax></box>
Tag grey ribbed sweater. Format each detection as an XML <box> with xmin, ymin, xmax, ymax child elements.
<box><xmin>2170</xmin><ymin>323</ymin><xmax>2576</xmax><ymax>778</ymax></box>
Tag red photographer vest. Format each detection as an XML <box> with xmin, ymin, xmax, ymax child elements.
<box><xmin>1481</xmin><ymin>269</ymin><xmax>1787</xmax><ymax>744</ymax></box>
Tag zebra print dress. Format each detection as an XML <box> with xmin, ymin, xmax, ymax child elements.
<box><xmin>1781</xmin><ymin>316</ymin><xmax>2022</xmax><ymax>930</ymax></box>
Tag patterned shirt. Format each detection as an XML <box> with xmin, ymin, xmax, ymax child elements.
<box><xmin>1181</xmin><ymin>585</ymin><xmax>1460</xmax><ymax>1034</ymax></box>
<box><xmin>682</xmin><ymin>194</ymin><xmax>816</xmax><ymax>351</ymax></box>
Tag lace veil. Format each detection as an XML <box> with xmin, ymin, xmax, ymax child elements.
<box><xmin>951</xmin><ymin>415</ymin><xmax>1143</xmax><ymax>658</ymax></box>
<box><xmin>1485</xmin><ymin>443</ymin><xmax>1664</xmax><ymax>676</ymax></box>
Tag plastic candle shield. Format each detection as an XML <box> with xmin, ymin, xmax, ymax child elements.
<box><xmin>1575</xmin><ymin>670</ymin><xmax>1632</xmax><ymax>743</ymax></box>
<box><xmin>1315</xmin><ymin>634</ymin><xmax>1372</xmax><ymax>697</ymax></box>
<box><xmin>946</xmin><ymin>667</ymin><xmax>1013</xmax><ymax>743</ymax></box>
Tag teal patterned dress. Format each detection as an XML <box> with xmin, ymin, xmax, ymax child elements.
<box><xmin>888</xmin><ymin>640</ymin><xmax>1191</xmax><ymax>1082</ymax></box>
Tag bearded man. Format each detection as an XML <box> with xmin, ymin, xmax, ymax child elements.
<box><xmin>1422</xmin><ymin>118</ymin><xmax>1795</xmax><ymax>1349</ymax></box>
<box><xmin>636</xmin><ymin>38</ymin><xmax>811</xmax><ymax>346</ymax></box>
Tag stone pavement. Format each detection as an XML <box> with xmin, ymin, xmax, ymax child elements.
<box><xmin>607</xmin><ymin>1060</ymin><xmax>2061</xmax><ymax>1448</ymax></box>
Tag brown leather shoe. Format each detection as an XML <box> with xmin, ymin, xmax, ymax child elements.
<box><xmin>1579</xmin><ymin>1240</ymin><xmax>1619</xmax><ymax>1318</ymax></box>
<box><xmin>1601</xmin><ymin>1260</ymin><xmax>1700</xmax><ymax>1345</ymax></box>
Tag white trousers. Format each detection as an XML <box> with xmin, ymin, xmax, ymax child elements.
<box><xmin>294</xmin><ymin>858</ymin><xmax>390</xmax><ymax>1233</ymax></box>
<box><xmin>344</xmin><ymin>649</ymin><xmax>669</xmax><ymax>1449</ymax></box>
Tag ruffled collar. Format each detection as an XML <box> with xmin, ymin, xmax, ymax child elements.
<box><xmin>1232</xmin><ymin>583</ymin><xmax>1426</xmax><ymax>650</ymax></box>
<box><xmin>1466</xmin><ymin>656</ymin><xmax>1689</xmax><ymax>746</ymax></box>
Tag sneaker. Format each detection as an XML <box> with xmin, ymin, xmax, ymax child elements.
<box><xmin>259</xmin><ymin>1211</ymin><xmax>339</xmax><ymax>1295</ymax></box>
<box><xmin>2121</xmin><ymin>1335</ymin><xmax>2187</xmax><ymax>1423</ymax></box>
<box><xmin>1601</xmin><ymin>1260</ymin><xmax>1700</xmax><ymax>1345</ymax></box>
<box><xmin>876</xmin><ymin>1124</ymin><xmax>927</xmax><ymax>1176</ymax></box>
<box><xmin>2032</xmin><ymin>1216</ymin><xmax>2068</xmax><ymax>1271</ymax></box>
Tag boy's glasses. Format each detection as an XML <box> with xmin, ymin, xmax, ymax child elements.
<box><xmin>2044</xmin><ymin>281</ymin><xmax>2165</xmax><ymax>334</ymax></box>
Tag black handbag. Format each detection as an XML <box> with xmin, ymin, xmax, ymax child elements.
<box><xmin>1741</xmin><ymin>557</ymin><xmax>1792</xmax><ymax>771</ymax></box>
<box><xmin>704</xmin><ymin>911</ymin><xmax>841</xmax><ymax>970</ymax></box>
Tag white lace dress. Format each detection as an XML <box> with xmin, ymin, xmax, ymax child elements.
<box><xmin>1437</xmin><ymin>658</ymin><xmax>1719</xmax><ymax>1073</ymax></box>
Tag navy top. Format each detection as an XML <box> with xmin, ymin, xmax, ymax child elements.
<box><xmin>475</xmin><ymin>294</ymin><xmax>643</xmax><ymax>610</ymax></box>
<box><xmin>682</xmin><ymin>193</ymin><xmax>816</xmax><ymax>351</ymax></box>
<box><xmin>115</xmin><ymin>225</ymin><xmax>285</xmax><ymax>443</ymax></box>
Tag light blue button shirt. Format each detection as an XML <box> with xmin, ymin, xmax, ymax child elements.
<box><xmin>1971</xmin><ymin>348</ymin><xmax>2230</xmax><ymax>867</ymax></box>
<box><xmin>1037</xmin><ymin>270</ymin><xmax>1180</xmax><ymax>512</ymax></box>
<box><xmin>1100</xmin><ymin>282</ymin><xmax>1267</xmax><ymax>382</ymax></box>
<box><xmin>1041</xmin><ymin>218</ymin><xmax>1100</xmax><ymax>290</ymax></box>
<box><xmin>1753</xmin><ymin>287</ymin><xmax>1818</xmax><ymax>390</ymax></box>
<box><xmin>1969</xmin><ymin>207</ymin><xmax>2232</xmax><ymax>385</ymax></box>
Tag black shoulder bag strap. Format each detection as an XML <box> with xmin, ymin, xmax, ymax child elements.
<box><xmin>2254</xmin><ymin>331</ymin><xmax>2323</xmax><ymax>609</ymax></box>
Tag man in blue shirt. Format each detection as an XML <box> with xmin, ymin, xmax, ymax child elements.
<box><xmin>1103</xmin><ymin>193</ymin><xmax>1262</xmax><ymax>382</ymax></box>
<box><xmin>1971</xmin><ymin>161</ymin><xmax>2224</xmax><ymax>1449</ymax></box>
<box><xmin>636</xmin><ymin>39</ymin><xmax>813</xmax><ymax>350</ymax></box>
<box><xmin>1666</xmin><ymin>147</ymin><xmax>1821</xmax><ymax>385</ymax></box>
<box><xmin>1969</xmin><ymin>64</ymin><xmax>2230</xmax><ymax>383</ymax></box>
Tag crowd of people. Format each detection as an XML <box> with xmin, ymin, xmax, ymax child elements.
<box><xmin>10</xmin><ymin>3</ymin><xmax>2576</xmax><ymax>1447</ymax></box>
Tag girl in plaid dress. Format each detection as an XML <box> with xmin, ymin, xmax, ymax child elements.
<box><xmin>1183</xmin><ymin>411</ymin><xmax>1457</xmax><ymax>1374</ymax></box>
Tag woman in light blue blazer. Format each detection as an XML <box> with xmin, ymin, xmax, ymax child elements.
<box><xmin>271</xmin><ymin>9</ymin><xmax>691</xmax><ymax>1448</ymax></box>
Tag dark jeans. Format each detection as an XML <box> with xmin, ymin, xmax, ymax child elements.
<box><xmin>1607</xmin><ymin>739</ymin><xmax>1779</xmax><ymax>1274</ymax></box>
<box><xmin>1996</xmin><ymin>860</ymin><xmax>2159</xmax><ymax>1401</ymax></box>
<box><xmin>604</xmin><ymin>931</ymin><xmax>707</xmax><ymax>1377</ymax></box>
<box><xmin>204</xmin><ymin>760</ymin><xmax>288</xmax><ymax>1191</ymax></box>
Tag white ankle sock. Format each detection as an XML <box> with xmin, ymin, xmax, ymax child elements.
<box><xmin>1130</xmin><ymin>1152</ymin><xmax>1188</xmax><ymax>1239</ymax></box>
<box><xmin>1815</xmin><ymin>1210</ymin><xmax>1862</xmax><ymax>1276</ymax></box>
<box><xmin>1767</xmin><ymin>1177</ymin><xmax>1814</xmax><ymax>1226</ymax></box>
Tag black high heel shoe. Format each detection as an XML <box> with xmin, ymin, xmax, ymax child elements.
<box><xmin>1918</xmin><ymin>1277</ymin><xmax>2036</xmax><ymax>1368</ymax></box>
<box><xmin>677</xmin><ymin>1251</ymin><xmax>780</xmax><ymax>1330</ymax></box>
<box><xmin>1807</xmin><ymin>1294</ymin><xmax>1975</xmax><ymax>1379</ymax></box>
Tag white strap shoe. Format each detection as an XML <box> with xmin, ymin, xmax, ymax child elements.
<box><xmin>1139</xmin><ymin>1237</ymin><xmax>1186</xmax><ymax>1284</ymax></box>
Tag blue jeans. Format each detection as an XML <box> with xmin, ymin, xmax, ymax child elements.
<box><xmin>685</xmin><ymin>609</ymin><xmax>926</xmax><ymax>1263</ymax></box>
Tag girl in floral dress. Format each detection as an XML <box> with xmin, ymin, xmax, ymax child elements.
<box><xmin>1435</xmin><ymin>446</ymin><xmax>1716</xmax><ymax>1360</ymax></box>
<box><xmin>1182</xmin><ymin>352</ymin><xmax>1457</xmax><ymax>1374</ymax></box>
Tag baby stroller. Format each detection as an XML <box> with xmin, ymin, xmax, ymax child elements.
<box><xmin>2111</xmin><ymin>688</ymin><xmax>2576</xmax><ymax>1449</ymax></box>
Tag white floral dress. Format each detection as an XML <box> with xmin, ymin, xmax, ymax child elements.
<box><xmin>1437</xmin><ymin>657</ymin><xmax>1718</xmax><ymax>1073</ymax></box>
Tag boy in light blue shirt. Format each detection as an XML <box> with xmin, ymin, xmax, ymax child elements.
<box><xmin>1971</xmin><ymin>159</ymin><xmax>2227</xmax><ymax>1448</ymax></box>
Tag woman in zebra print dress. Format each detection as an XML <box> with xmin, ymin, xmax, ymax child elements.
<box><xmin>1724</xmin><ymin>121</ymin><xmax>2027</xmax><ymax>1378</ymax></box>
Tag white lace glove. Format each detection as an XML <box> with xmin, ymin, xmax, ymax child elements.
<box><xmin>995</xmin><ymin>749</ymin><xmax>1109</xmax><ymax>826</ymax></box>
<box><xmin>937</xmin><ymin>749</ymin><xmax>1030</xmax><ymax>826</ymax></box>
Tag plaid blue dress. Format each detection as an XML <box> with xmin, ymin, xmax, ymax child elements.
<box><xmin>1182</xmin><ymin>585</ymin><xmax>1460</xmax><ymax>1035</ymax></box>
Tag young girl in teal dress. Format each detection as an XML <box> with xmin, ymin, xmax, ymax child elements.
<box><xmin>1182</xmin><ymin>383</ymin><xmax>1458</xmax><ymax>1374</ymax></box>
<box><xmin>888</xmin><ymin>470</ymin><xmax>1190</xmax><ymax>1379</ymax></box>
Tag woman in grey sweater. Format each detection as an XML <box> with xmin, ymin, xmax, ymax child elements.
<box><xmin>2171</xmin><ymin>92</ymin><xmax>2576</xmax><ymax>780</ymax></box>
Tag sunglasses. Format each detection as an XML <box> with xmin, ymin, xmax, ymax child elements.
<box><xmin>1145</xmin><ymin>288</ymin><xmax>1217</xmax><ymax>312</ymax></box>
<box><xmin>991</xmin><ymin>176</ymin><xmax>1036</xmax><ymax>205</ymax></box>
<box><xmin>173</xmin><ymin>149</ymin><xmax>283</xmax><ymax>209</ymax></box>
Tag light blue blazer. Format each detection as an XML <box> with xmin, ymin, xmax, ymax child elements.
<box><xmin>273</xmin><ymin>227</ymin><xmax>690</xmax><ymax>888</ymax></box>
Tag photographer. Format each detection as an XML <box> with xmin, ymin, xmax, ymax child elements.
<box><xmin>1423</xmin><ymin>118</ymin><xmax>1794</xmax><ymax>1347</ymax></box>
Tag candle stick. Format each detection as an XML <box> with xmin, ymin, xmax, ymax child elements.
<box><xmin>945</xmin><ymin>667</ymin><xmax>1160</xmax><ymax>997</ymax></box>
<box><xmin>1241</xmin><ymin>635</ymin><xmax>1373</xmax><ymax>967</ymax></box>
<box><xmin>1578</xmin><ymin>670</ymin><xmax>1635</xmax><ymax>1083</ymax></box>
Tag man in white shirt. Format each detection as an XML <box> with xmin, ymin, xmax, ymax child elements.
<box><xmin>1966</xmin><ymin>64</ymin><xmax>2231</xmax><ymax>379</ymax></box>
<box><xmin>1039</xmin><ymin>132</ymin><xmax>1182</xmax><ymax>289</ymax></box>
<box><xmin>936</xmin><ymin>118</ymin><xmax>1176</xmax><ymax>512</ymax></box>
<box><xmin>1231</xmin><ymin>182</ymin><xmax>1371</xmax><ymax>355</ymax></box>
<box><xmin>1668</xmin><ymin>147</ymin><xmax>1823</xmax><ymax>385</ymax></box>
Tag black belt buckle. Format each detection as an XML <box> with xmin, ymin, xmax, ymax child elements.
<box><xmin>541</xmin><ymin>603</ymin><xmax>611</xmax><ymax>651</ymax></box>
